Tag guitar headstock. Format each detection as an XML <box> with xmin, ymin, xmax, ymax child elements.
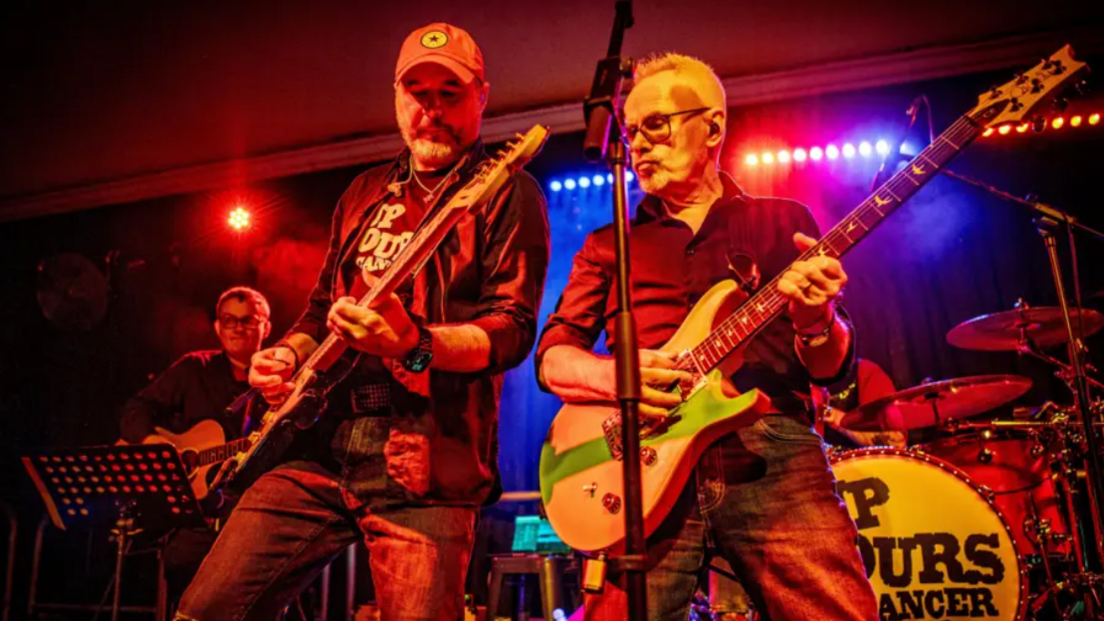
<box><xmin>450</xmin><ymin>124</ymin><xmax>550</xmax><ymax>213</ymax></box>
<box><xmin>968</xmin><ymin>45</ymin><xmax>1088</xmax><ymax>129</ymax></box>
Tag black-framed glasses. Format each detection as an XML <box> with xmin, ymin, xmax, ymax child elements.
<box><xmin>622</xmin><ymin>107</ymin><xmax>710</xmax><ymax>144</ymax></box>
<box><xmin>217</xmin><ymin>314</ymin><xmax>266</xmax><ymax>330</ymax></box>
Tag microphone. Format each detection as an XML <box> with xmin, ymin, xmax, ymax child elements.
<box><xmin>871</xmin><ymin>95</ymin><xmax>931</xmax><ymax>191</ymax></box>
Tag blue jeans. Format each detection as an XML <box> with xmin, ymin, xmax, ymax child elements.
<box><xmin>175</xmin><ymin>467</ymin><xmax>476</xmax><ymax>621</ymax></box>
<box><xmin>583</xmin><ymin>414</ymin><xmax>878</xmax><ymax>621</ymax></box>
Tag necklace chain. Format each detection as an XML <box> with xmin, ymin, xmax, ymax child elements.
<box><xmin>410</xmin><ymin>157</ymin><xmax>458</xmax><ymax>201</ymax></box>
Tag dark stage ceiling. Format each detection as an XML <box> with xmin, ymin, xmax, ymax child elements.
<box><xmin>2</xmin><ymin>1</ymin><xmax>1103</xmax><ymax>217</ymax></box>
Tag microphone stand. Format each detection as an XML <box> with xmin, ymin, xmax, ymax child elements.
<box><xmin>943</xmin><ymin>169</ymin><xmax>1104</xmax><ymax>593</ymax></box>
<box><xmin>582</xmin><ymin>2</ymin><xmax>647</xmax><ymax>619</ymax></box>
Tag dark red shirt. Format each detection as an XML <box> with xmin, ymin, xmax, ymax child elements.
<box><xmin>537</xmin><ymin>175</ymin><xmax>850</xmax><ymax>416</ymax></box>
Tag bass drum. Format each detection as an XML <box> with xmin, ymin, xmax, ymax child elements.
<box><xmin>832</xmin><ymin>448</ymin><xmax>1025</xmax><ymax>621</ymax></box>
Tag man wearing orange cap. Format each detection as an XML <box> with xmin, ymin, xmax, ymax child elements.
<box><xmin>175</xmin><ymin>23</ymin><xmax>549</xmax><ymax>621</ymax></box>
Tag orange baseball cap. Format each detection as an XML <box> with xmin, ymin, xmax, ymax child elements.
<box><xmin>395</xmin><ymin>23</ymin><xmax>485</xmax><ymax>84</ymax></box>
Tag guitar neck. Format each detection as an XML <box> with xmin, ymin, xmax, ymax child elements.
<box><xmin>686</xmin><ymin>114</ymin><xmax>984</xmax><ymax>373</ymax></box>
<box><xmin>300</xmin><ymin>201</ymin><xmax>470</xmax><ymax>373</ymax></box>
<box><xmin>197</xmin><ymin>437</ymin><xmax>252</xmax><ymax>466</ymax></box>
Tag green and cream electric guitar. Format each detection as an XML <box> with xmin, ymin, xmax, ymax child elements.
<box><xmin>539</xmin><ymin>46</ymin><xmax>1088</xmax><ymax>553</ymax></box>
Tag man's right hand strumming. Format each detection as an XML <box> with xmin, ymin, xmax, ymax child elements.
<box><xmin>249</xmin><ymin>346</ymin><xmax>298</xmax><ymax>405</ymax></box>
<box><xmin>540</xmin><ymin>345</ymin><xmax>693</xmax><ymax>418</ymax></box>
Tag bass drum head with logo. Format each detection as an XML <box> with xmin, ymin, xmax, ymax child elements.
<box><xmin>832</xmin><ymin>448</ymin><xmax>1025</xmax><ymax>621</ymax></box>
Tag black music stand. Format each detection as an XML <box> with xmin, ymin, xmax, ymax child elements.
<box><xmin>22</xmin><ymin>444</ymin><xmax>204</xmax><ymax>621</ymax></box>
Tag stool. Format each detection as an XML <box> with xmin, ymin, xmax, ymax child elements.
<box><xmin>486</xmin><ymin>554</ymin><xmax>578</xmax><ymax>621</ymax></box>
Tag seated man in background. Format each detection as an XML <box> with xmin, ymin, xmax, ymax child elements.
<box><xmin>119</xmin><ymin>285</ymin><xmax>270</xmax><ymax>611</ymax></box>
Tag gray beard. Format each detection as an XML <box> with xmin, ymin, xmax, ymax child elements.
<box><xmin>408</xmin><ymin>138</ymin><xmax>457</xmax><ymax>168</ymax></box>
<box><xmin>638</xmin><ymin>170</ymin><xmax>670</xmax><ymax>195</ymax></box>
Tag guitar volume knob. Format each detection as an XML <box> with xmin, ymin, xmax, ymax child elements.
<box><xmin>602</xmin><ymin>493</ymin><xmax>621</xmax><ymax>515</ymax></box>
<box><xmin>640</xmin><ymin>447</ymin><xmax>657</xmax><ymax>466</ymax></box>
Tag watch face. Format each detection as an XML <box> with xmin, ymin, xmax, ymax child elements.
<box><xmin>406</xmin><ymin>352</ymin><xmax>432</xmax><ymax>373</ymax></box>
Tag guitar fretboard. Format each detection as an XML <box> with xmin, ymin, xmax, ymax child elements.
<box><xmin>198</xmin><ymin>438</ymin><xmax>252</xmax><ymax>466</ymax></box>
<box><xmin>682</xmin><ymin>113</ymin><xmax>989</xmax><ymax>374</ymax></box>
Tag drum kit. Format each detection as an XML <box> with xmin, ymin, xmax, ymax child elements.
<box><xmin>829</xmin><ymin>301</ymin><xmax>1104</xmax><ymax>621</ymax></box>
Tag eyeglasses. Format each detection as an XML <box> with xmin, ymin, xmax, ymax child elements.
<box><xmin>622</xmin><ymin>107</ymin><xmax>710</xmax><ymax>145</ymax></box>
<box><xmin>217</xmin><ymin>314</ymin><xmax>266</xmax><ymax>330</ymax></box>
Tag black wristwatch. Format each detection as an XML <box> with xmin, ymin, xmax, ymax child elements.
<box><xmin>401</xmin><ymin>325</ymin><xmax>434</xmax><ymax>373</ymax></box>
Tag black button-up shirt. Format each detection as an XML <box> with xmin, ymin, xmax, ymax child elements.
<box><xmin>537</xmin><ymin>174</ymin><xmax>849</xmax><ymax>416</ymax></box>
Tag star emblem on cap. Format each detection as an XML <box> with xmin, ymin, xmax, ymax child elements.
<box><xmin>421</xmin><ymin>31</ymin><xmax>448</xmax><ymax>49</ymax></box>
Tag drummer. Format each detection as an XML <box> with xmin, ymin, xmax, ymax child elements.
<box><xmin>811</xmin><ymin>358</ymin><xmax>907</xmax><ymax>448</ymax></box>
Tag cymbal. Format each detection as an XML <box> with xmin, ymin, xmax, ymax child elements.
<box><xmin>947</xmin><ymin>307</ymin><xmax>1104</xmax><ymax>351</ymax></box>
<box><xmin>838</xmin><ymin>374</ymin><xmax>1032</xmax><ymax>432</ymax></box>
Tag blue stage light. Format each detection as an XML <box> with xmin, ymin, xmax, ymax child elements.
<box><xmin>875</xmin><ymin>140</ymin><xmax>890</xmax><ymax>156</ymax></box>
<box><xmin>564</xmin><ymin>179</ymin><xmax>577</xmax><ymax>190</ymax></box>
<box><xmin>626</xmin><ymin>171</ymin><xmax>635</xmax><ymax>183</ymax></box>
<box><xmin>549</xmin><ymin>180</ymin><xmax>563</xmax><ymax>192</ymax></box>
<box><xmin>842</xmin><ymin>143</ymin><xmax>856</xmax><ymax>158</ymax></box>
<box><xmin>826</xmin><ymin>145</ymin><xmax>839</xmax><ymax>160</ymax></box>
<box><xmin>592</xmin><ymin>174</ymin><xmax>606</xmax><ymax>186</ymax></box>
<box><xmin>858</xmin><ymin>141</ymin><xmax>872</xmax><ymax>157</ymax></box>
<box><xmin>578</xmin><ymin>176</ymin><xmax>591</xmax><ymax>189</ymax></box>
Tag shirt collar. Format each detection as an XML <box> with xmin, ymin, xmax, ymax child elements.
<box><xmin>392</xmin><ymin>139</ymin><xmax>487</xmax><ymax>187</ymax></box>
<box><xmin>634</xmin><ymin>171</ymin><xmax>747</xmax><ymax>224</ymax></box>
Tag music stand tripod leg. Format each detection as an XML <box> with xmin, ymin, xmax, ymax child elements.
<box><xmin>111</xmin><ymin>500</ymin><xmax>139</xmax><ymax>621</ymax></box>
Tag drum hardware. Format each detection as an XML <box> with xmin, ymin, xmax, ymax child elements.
<box><xmin>945</xmin><ymin>200</ymin><xmax>1104</xmax><ymax>619</ymax></box>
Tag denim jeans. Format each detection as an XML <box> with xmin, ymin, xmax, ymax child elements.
<box><xmin>582</xmin><ymin>413</ymin><xmax>878</xmax><ymax>621</ymax></box>
<box><xmin>174</xmin><ymin>466</ymin><xmax>476</xmax><ymax>621</ymax></box>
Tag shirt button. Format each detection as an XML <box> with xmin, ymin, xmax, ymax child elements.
<box><xmin>686</xmin><ymin>248</ymin><xmax>695</xmax><ymax>255</ymax></box>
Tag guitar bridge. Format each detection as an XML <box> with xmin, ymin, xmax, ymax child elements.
<box><xmin>602</xmin><ymin>409</ymin><xmax>681</xmax><ymax>460</ymax></box>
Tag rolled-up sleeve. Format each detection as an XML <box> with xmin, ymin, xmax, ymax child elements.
<box><xmin>534</xmin><ymin>231</ymin><xmax>611</xmax><ymax>390</ymax></box>
<box><xmin>468</xmin><ymin>171</ymin><xmax>551</xmax><ymax>375</ymax></box>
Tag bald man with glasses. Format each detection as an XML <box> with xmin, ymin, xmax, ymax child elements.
<box><xmin>538</xmin><ymin>53</ymin><xmax>878</xmax><ymax>620</ymax></box>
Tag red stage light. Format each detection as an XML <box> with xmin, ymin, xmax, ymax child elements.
<box><xmin>1016</xmin><ymin>123</ymin><xmax>1029</xmax><ymax>133</ymax></box>
<box><xmin>761</xmin><ymin>152</ymin><xmax>774</xmax><ymax>164</ymax></box>
<box><xmin>983</xmin><ymin>128</ymin><xmax>995</xmax><ymax>137</ymax></box>
<box><xmin>745</xmin><ymin>154</ymin><xmax>759</xmax><ymax>166</ymax></box>
<box><xmin>1070</xmin><ymin>115</ymin><xmax>1083</xmax><ymax>127</ymax></box>
<box><xmin>228</xmin><ymin>207</ymin><xmax>251</xmax><ymax>231</ymax></box>
<box><xmin>998</xmin><ymin>125</ymin><xmax>1012</xmax><ymax>135</ymax></box>
<box><xmin>1090</xmin><ymin>113</ymin><xmax>1101</xmax><ymax>126</ymax></box>
<box><xmin>793</xmin><ymin>148</ymin><xmax>807</xmax><ymax>162</ymax></box>
<box><xmin>777</xmin><ymin>150</ymin><xmax>791</xmax><ymax>164</ymax></box>
<box><xmin>809</xmin><ymin>147</ymin><xmax>823</xmax><ymax>161</ymax></box>
<box><xmin>1051</xmin><ymin>117</ymin><xmax>1065</xmax><ymax>130</ymax></box>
